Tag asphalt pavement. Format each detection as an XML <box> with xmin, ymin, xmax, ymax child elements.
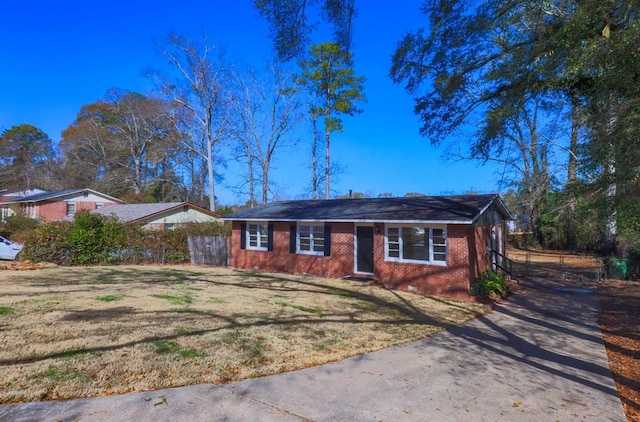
<box><xmin>0</xmin><ymin>275</ymin><xmax>626</xmax><ymax>421</ymax></box>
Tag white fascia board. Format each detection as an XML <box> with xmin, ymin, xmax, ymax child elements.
<box><xmin>224</xmin><ymin>217</ymin><xmax>472</xmax><ymax>225</ymax></box>
<box><xmin>471</xmin><ymin>195</ymin><xmax>513</xmax><ymax>224</ymax></box>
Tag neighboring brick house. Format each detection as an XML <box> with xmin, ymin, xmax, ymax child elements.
<box><xmin>0</xmin><ymin>189</ymin><xmax>123</xmax><ymax>222</ymax></box>
<box><xmin>224</xmin><ymin>194</ymin><xmax>512</xmax><ymax>300</ymax></box>
<box><xmin>92</xmin><ymin>202</ymin><xmax>220</xmax><ymax>229</ymax></box>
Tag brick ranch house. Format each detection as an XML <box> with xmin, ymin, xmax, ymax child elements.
<box><xmin>0</xmin><ymin>188</ymin><xmax>123</xmax><ymax>222</ymax></box>
<box><xmin>224</xmin><ymin>194</ymin><xmax>512</xmax><ymax>300</ymax></box>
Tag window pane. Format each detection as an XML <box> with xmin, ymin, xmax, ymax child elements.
<box><xmin>248</xmin><ymin>225</ymin><xmax>257</xmax><ymax>239</ymax></box>
<box><xmin>402</xmin><ymin>227</ymin><xmax>428</xmax><ymax>261</ymax></box>
<box><xmin>433</xmin><ymin>246</ymin><xmax>446</xmax><ymax>261</ymax></box>
<box><xmin>387</xmin><ymin>228</ymin><xmax>399</xmax><ymax>242</ymax></box>
<box><xmin>248</xmin><ymin>224</ymin><xmax>267</xmax><ymax>249</ymax></box>
<box><xmin>299</xmin><ymin>226</ymin><xmax>311</xmax><ymax>237</ymax></box>
<box><xmin>313</xmin><ymin>238</ymin><xmax>324</xmax><ymax>252</ymax></box>
<box><xmin>387</xmin><ymin>228</ymin><xmax>400</xmax><ymax>258</ymax></box>
<box><xmin>299</xmin><ymin>225</ymin><xmax>310</xmax><ymax>251</ymax></box>
<box><xmin>433</xmin><ymin>228</ymin><xmax>445</xmax><ymax>245</ymax></box>
<box><xmin>433</xmin><ymin>228</ymin><xmax>446</xmax><ymax>261</ymax></box>
<box><xmin>299</xmin><ymin>238</ymin><xmax>311</xmax><ymax>251</ymax></box>
<box><xmin>312</xmin><ymin>226</ymin><xmax>324</xmax><ymax>252</ymax></box>
<box><xmin>259</xmin><ymin>233</ymin><xmax>268</xmax><ymax>248</ymax></box>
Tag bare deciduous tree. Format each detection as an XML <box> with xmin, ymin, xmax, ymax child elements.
<box><xmin>230</xmin><ymin>63</ymin><xmax>304</xmax><ymax>204</ymax></box>
<box><xmin>152</xmin><ymin>33</ymin><xmax>229</xmax><ymax>212</ymax></box>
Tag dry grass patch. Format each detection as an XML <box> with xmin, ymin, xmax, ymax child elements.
<box><xmin>0</xmin><ymin>266</ymin><xmax>489</xmax><ymax>403</ymax></box>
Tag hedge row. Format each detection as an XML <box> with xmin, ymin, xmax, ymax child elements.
<box><xmin>19</xmin><ymin>210</ymin><xmax>230</xmax><ymax>266</ymax></box>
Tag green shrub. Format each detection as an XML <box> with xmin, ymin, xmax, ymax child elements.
<box><xmin>21</xmin><ymin>221</ymin><xmax>74</xmax><ymax>264</ymax></box>
<box><xmin>67</xmin><ymin>211</ymin><xmax>125</xmax><ymax>265</ymax></box>
<box><xmin>19</xmin><ymin>212</ymin><xmax>228</xmax><ymax>266</ymax></box>
<box><xmin>0</xmin><ymin>214</ymin><xmax>39</xmax><ymax>239</ymax></box>
<box><xmin>470</xmin><ymin>270</ymin><xmax>507</xmax><ymax>299</ymax></box>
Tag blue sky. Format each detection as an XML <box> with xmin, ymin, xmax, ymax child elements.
<box><xmin>1</xmin><ymin>1</ymin><xmax>506</xmax><ymax>205</ymax></box>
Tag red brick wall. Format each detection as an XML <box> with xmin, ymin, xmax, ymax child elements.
<box><xmin>374</xmin><ymin>224</ymin><xmax>472</xmax><ymax>300</ymax></box>
<box><xmin>37</xmin><ymin>201</ymin><xmax>68</xmax><ymax>221</ymax></box>
<box><xmin>36</xmin><ymin>200</ymin><xmax>114</xmax><ymax>221</ymax></box>
<box><xmin>231</xmin><ymin>221</ymin><xmax>354</xmax><ymax>278</ymax></box>
<box><xmin>231</xmin><ymin>220</ymin><xmax>501</xmax><ymax>301</ymax></box>
<box><xmin>76</xmin><ymin>201</ymin><xmax>97</xmax><ymax>211</ymax></box>
<box><xmin>469</xmin><ymin>223</ymin><xmax>506</xmax><ymax>279</ymax></box>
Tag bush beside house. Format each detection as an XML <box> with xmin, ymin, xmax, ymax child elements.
<box><xmin>20</xmin><ymin>210</ymin><xmax>230</xmax><ymax>265</ymax></box>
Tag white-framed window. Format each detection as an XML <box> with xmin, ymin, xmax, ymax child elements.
<box><xmin>385</xmin><ymin>225</ymin><xmax>447</xmax><ymax>265</ymax></box>
<box><xmin>66</xmin><ymin>202</ymin><xmax>76</xmax><ymax>217</ymax></box>
<box><xmin>22</xmin><ymin>203</ymin><xmax>35</xmax><ymax>218</ymax></box>
<box><xmin>95</xmin><ymin>202</ymin><xmax>104</xmax><ymax>210</ymax></box>
<box><xmin>1</xmin><ymin>207</ymin><xmax>10</xmax><ymax>221</ymax></box>
<box><xmin>246</xmin><ymin>223</ymin><xmax>269</xmax><ymax>250</ymax></box>
<box><xmin>297</xmin><ymin>224</ymin><xmax>325</xmax><ymax>255</ymax></box>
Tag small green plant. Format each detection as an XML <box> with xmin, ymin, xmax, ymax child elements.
<box><xmin>153</xmin><ymin>340</ymin><xmax>203</xmax><ymax>359</ymax></box>
<box><xmin>28</xmin><ymin>296</ymin><xmax>65</xmax><ymax>310</ymax></box>
<box><xmin>34</xmin><ymin>365</ymin><xmax>89</xmax><ymax>382</ymax></box>
<box><xmin>151</xmin><ymin>294</ymin><xmax>192</xmax><ymax>304</ymax></box>
<box><xmin>95</xmin><ymin>294</ymin><xmax>124</xmax><ymax>302</ymax></box>
<box><xmin>167</xmin><ymin>279</ymin><xmax>185</xmax><ymax>285</ymax></box>
<box><xmin>275</xmin><ymin>302</ymin><xmax>324</xmax><ymax>316</ymax></box>
<box><xmin>0</xmin><ymin>306</ymin><xmax>16</xmax><ymax>315</ymax></box>
<box><xmin>470</xmin><ymin>270</ymin><xmax>507</xmax><ymax>299</ymax></box>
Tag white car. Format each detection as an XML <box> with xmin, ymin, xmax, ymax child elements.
<box><xmin>0</xmin><ymin>236</ymin><xmax>23</xmax><ymax>260</ymax></box>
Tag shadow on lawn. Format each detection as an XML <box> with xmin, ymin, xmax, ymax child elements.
<box><xmin>0</xmin><ymin>268</ymin><xmax>485</xmax><ymax>367</ymax></box>
<box><xmin>197</xmin><ymin>271</ymin><xmax>485</xmax><ymax>325</ymax></box>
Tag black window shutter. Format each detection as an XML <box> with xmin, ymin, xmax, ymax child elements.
<box><xmin>240</xmin><ymin>223</ymin><xmax>246</xmax><ymax>250</ymax></box>
<box><xmin>289</xmin><ymin>224</ymin><xmax>296</xmax><ymax>253</ymax></box>
<box><xmin>324</xmin><ymin>224</ymin><xmax>332</xmax><ymax>256</ymax></box>
<box><xmin>267</xmin><ymin>224</ymin><xmax>274</xmax><ymax>251</ymax></box>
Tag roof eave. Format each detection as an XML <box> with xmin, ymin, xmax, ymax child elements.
<box><xmin>222</xmin><ymin>217</ymin><xmax>474</xmax><ymax>225</ymax></box>
<box><xmin>470</xmin><ymin>194</ymin><xmax>514</xmax><ymax>225</ymax></box>
<box><xmin>0</xmin><ymin>188</ymin><xmax>125</xmax><ymax>205</ymax></box>
<box><xmin>128</xmin><ymin>202</ymin><xmax>221</xmax><ymax>225</ymax></box>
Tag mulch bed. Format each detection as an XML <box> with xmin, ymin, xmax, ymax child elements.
<box><xmin>597</xmin><ymin>279</ymin><xmax>640</xmax><ymax>422</ymax></box>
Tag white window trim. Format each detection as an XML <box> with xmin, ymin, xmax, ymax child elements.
<box><xmin>297</xmin><ymin>223</ymin><xmax>325</xmax><ymax>256</ymax></box>
<box><xmin>66</xmin><ymin>201</ymin><xmax>76</xmax><ymax>217</ymax></box>
<box><xmin>246</xmin><ymin>222</ymin><xmax>269</xmax><ymax>251</ymax></box>
<box><xmin>384</xmin><ymin>224</ymin><xmax>447</xmax><ymax>266</ymax></box>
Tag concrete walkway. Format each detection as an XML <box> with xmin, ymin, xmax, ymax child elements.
<box><xmin>0</xmin><ymin>276</ymin><xmax>626</xmax><ymax>421</ymax></box>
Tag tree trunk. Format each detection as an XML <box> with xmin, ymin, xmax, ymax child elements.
<box><xmin>604</xmin><ymin>145</ymin><xmax>617</xmax><ymax>253</ymax></box>
<box><xmin>311</xmin><ymin>116</ymin><xmax>318</xmax><ymax>200</ymax></box>
<box><xmin>568</xmin><ymin>90</ymin><xmax>579</xmax><ymax>183</ymax></box>
<box><xmin>324</xmin><ymin>117</ymin><xmax>330</xmax><ymax>200</ymax></box>
<box><xmin>261</xmin><ymin>163</ymin><xmax>269</xmax><ymax>204</ymax></box>
<box><xmin>248</xmin><ymin>155</ymin><xmax>256</xmax><ymax>207</ymax></box>
<box><xmin>207</xmin><ymin>134</ymin><xmax>216</xmax><ymax>212</ymax></box>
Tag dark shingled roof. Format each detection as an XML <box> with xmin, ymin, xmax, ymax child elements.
<box><xmin>224</xmin><ymin>194</ymin><xmax>511</xmax><ymax>224</ymax></box>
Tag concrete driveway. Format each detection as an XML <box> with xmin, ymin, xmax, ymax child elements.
<box><xmin>0</xmin><ymin>275</ymin><xmax>626</xmax><ymax>421</ymax></box>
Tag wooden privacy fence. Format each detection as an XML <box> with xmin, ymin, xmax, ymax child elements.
<box><xmin>187</xmin><ymin>236</ymin><xmax>230</xmax><ymax>266</ymax></box>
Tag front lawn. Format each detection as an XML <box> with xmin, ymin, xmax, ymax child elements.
<box><xmin>0</xmin><ymin>266</ymin><xmax>489</xmax><ymax>403</ymax></box>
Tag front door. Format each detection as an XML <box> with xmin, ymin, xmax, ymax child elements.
<box><xmin>356</xmin><ymin>226</ymin><xmax>374</xmax><ymax>274</ymax></box>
